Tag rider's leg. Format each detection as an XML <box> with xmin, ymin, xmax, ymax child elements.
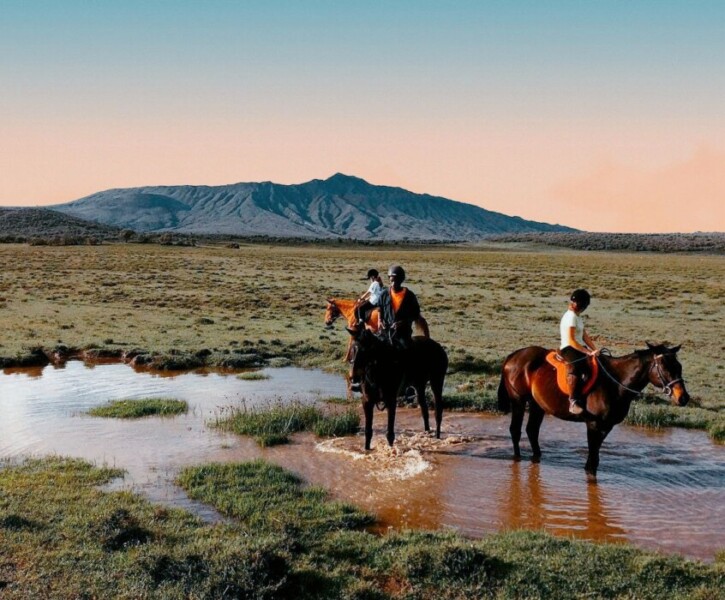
<box><xmin>561</xmin><ymin>346</ymin><xmax>586</xmax><ymax>415</ymax></box>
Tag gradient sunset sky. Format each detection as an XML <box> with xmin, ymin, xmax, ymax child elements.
<box><xmin>1</xmin><ymin>1</ymin><xmax>723</xmax><ymax>232</ymax></box>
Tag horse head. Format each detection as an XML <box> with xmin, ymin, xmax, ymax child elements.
<box><xmin>645</xmin><ymin>342</ymin><xmax>689</xmax><ymax>406</ymax></box>
<box><xmin>345</xmin><ymin>326</ymin><xmax>384</xmax><ymax>386</ymax></box>
<box><xmin>324</xmin><ymin>299</ymin><xmax>340</xmax><ymax>328</ymax></box>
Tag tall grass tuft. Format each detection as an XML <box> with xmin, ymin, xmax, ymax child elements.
<box><xmin>214</xmin><ymin>401</ymin><xmax>359</xmax><ymax>446</ymax></box>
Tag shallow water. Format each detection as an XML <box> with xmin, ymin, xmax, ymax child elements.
<box><xmin>1</xmin><ymin>362</ymin><xmax>723</xmax><ymax>561</ymax></box>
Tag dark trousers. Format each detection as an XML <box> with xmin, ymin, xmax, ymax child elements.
<box><xmin>355</xmin><ymin>301</ymin><xmax>375</xmax><ymax>323</ymax></box>
<box><xmin>559</xmin><ymin>346</ymin><xmax>589</xmax><ymax>401</ymax></box>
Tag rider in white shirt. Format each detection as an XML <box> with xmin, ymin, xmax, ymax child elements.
<box><xmin>355</xmin><ymin>268</ymin><xmax>383</xmax><ymax>325</ymax></box>
<box><xmin>560</xmin><ymin>289</ymin><xmax>599</xmax><ymax>415</ymax></box>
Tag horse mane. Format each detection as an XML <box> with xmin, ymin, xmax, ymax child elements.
<box><xmin>330</xmin><ymin>298</ymin><xmax>357</xmax><ymax>311</ymax></box>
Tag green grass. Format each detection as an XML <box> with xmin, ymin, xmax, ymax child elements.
<box><xmin>235</xmin><ymin>371</ymin><xmax>270</xmax><ymax>381</ymax></box>
<box><xmin>1</xmin><ymin>457</ymin><xmax>722</xmax><ymax>599</ymax></box>
<box><xmin>213</xmin><ymin>401</ymin><xmax>360</xmax><ymax>446</ymax></box>
<box><xmin>87</xmin><ymin>397</ymin><xmax>188</xmax><ymax>419</ymax></box>
<box><xmin>624</xmin><ymin>398</ymin><xmax>725</xmax><ymax>444</ymax></box>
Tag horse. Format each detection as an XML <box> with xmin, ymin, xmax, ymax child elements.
<box><xmin>324</xmin><ymin>298</ymin><xmax>381</xmax><ymax>362</ymax></box>
<box><xmin>347</xmin><ymin>327</ymin><xmax>448</xmax><ymax>450</ymax></box>
<box><xmin>497</xmin><ymin>342</ymin><xmax>689</xmax><ymax>477</ymax></box>
<box><xmin>324</xmin><ymin>297</ymin><xmax>430</xmax><ymax>362</ymax></box>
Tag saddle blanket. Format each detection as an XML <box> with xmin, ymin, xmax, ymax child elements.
<box><xmin>545</xmin><ymin>351</ymin><xmax>599</xmax><ymax>396</ymax></box>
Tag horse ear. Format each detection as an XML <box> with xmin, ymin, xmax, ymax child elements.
<box><xmin>645</xmin><ymin>341</ymin><xmax>655</xmax><ymax>350</ymax></box>
<box><xmin>669</xmin><ymin>344</ymin><xmax>682</xmax><ymax>353</ymax></box>
<box><xmin>346</xmin><ymin>326</ymin><xmax>361</xmax><ymax>338</ymax></box>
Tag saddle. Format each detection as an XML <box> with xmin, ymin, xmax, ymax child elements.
<box><xmin>545</xmin><ymin>351</ymin><xmax>599</xmax><ymax>396</ymax></box>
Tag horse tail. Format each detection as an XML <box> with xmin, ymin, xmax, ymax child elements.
<box><xmin>498</xmin><ymin>375</ymin><xmax>511</xmax><ymax>413</ymax></box>
<box><xmin>497</xmin><ymin>362</ymin><xmax>511</xmax><ymax>414</ymax></box>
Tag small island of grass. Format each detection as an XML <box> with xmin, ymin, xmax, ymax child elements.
<box><xmin>87</xmin><ymin>397</ymin><xmax>188</xmax><ymax>419</ymax></box>
<box><xmin>236</xmin><ymin>371</ymin><xmax>271</xmax><ymax>381</ymax></box>
<box><xmin>213</xmin><ymin>401</ymin><xmax>359</xmax><ymax>446</ymax></box>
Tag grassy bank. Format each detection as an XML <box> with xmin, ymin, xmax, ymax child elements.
<box><xmin>0</xmin><ymin>458</ymin><xmax>721</xmax><ymax>599</ymax></box>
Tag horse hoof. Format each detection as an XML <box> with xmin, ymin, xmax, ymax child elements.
<box><xmin>531</xmin><ymin>455</ymin><xmax>541</xmax><ymax>464</ymax></box>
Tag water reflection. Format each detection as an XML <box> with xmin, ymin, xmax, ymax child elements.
<box><xmin>502</xmin><ymin>460</ymin><xmax>627</xmax><ymax>541</ymax></box>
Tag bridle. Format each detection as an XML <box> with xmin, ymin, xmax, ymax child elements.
<box><xmin>325</xmin><ymin>302</ymin><xmax>340</xmax><ymax>328</ymax></box>
<box><xmin>651</xmin><ymin>353</ymin><xmax>684</xmax><ymax>397</ymax></box>
<box><xmin>595</xmin><ymin>349</ymin><xmax>683</xmax><ymax>397</ymax></box>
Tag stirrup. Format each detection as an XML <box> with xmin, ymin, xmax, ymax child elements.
<box><xmin>569</xmin><ymin>399</ymin><xmax>584</xmax><ymax>415</ymax></box>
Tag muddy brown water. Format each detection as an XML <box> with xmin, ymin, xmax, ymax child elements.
<box><xmin>1</xmin><ymin>361</ymin><xmax>722</xmax><ymax>561</ymax></box>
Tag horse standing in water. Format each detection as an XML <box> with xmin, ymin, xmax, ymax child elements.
<box><xmin>348</xmin><ymin>327</ymin><xmax>448</xmax><ymax>450</ymax></box>
<box><xmin>498</xmin><ymin>343</ymin><xmax>689</xmax><ymax>477</ymax></box>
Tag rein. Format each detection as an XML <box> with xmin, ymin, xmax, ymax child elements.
<box><xmin>595</xmin><ymin>350</ymin><xmax>683</xmax><ymax>397</ymax></box>
<box><xmin>595</xmin><ymin>352</ymin><xmax>643</xmax><ymax>396</ymax></box>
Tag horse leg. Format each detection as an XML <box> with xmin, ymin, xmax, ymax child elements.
<box><xmin>509</xmin><ymin>399</ymin><xmax>525</xmax><ymax>459</ymax></box>
<box><xmin>584</xmin><ymin>423</ymin><xmax>607</xmax><ymax>477</ymax></box>
<box><xmin>416</xmin><ymin>382</ymin><xmax>430</xmax><ymax>433</ymax></box>
<box><xmin>386</xmin><ymin>394</ymin><xmax>397</xmax><ymax>447</ymax></box>
<box><xmin>344</xmin><ymin>337</ymin><xmax>353</xmax><ymax>363</ymax></box>
<box><xmin>525</xmin><ymin>399</ymin><xmax>545</xmax><ymax>460</ymax></box>
<box><xmin>430</xmin><ymin>373</ymin><xmax>444</xmax><ymax>439</ymax></box>
<box><xmin>363</xmin><ymin>398</ymin><xmax>374</xmax><ymax>451</ymax></box>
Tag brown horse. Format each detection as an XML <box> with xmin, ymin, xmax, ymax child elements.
<box><xmin>498</xmin><ymin>342</ymin><xmax>689</xmax><ymax>477</ymax></box>
<box><xmin>325</xmin><ymin>298</ymin><xmax>430</xmax><ymax>362</ymax></box>
<box><xmin>324</xmin><ymin>298</ymin><xmax>381</xmax><ymax>362</ymax></box>
<box><xmin>348</xmin><ymin>327</ymin><xmax>448</xmax><ymax>450</ymax></box>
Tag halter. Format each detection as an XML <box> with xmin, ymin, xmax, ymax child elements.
<box><xmin>651</xmin><ymin>353</ymin><xmax>684</xmax><ymax>397</ymax></box>
<box><xmin>325</xmin><ymin>302</ymin><xmax>341</xmax><ymax>327</ymax></box>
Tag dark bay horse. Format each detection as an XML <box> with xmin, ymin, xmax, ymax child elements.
<box><xmin>348</xmin><ymin>328</ymin><xmax>448</xmax><ymax>450</ymax></box>
<box><xmin>498</xmin><ymin>343</ymin><xmax>689</xmax><ymax>476</ymax></box>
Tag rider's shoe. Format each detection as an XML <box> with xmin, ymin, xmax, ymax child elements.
<box><xmin>569</xmin><ymin>399</ymin><xmax>584</xmax><ymax>415</ymax></box>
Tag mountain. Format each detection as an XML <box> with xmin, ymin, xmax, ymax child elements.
<box><xmin>0</xmin><ymin>207</ymin><xmax>121</xmax><ymax>238</ymax></box>
<box><xmin>52</xmin><ymin>173</ymin><xmax>575</xmax><ymax>240</ymax></box>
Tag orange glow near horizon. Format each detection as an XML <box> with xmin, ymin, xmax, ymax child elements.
<box><xmin>2</xmin><ymin>117</ymin><xmax>722</xmax><ymax>233</ymax></box>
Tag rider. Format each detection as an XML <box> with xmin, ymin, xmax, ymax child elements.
<box><xmin>349</xmin><ymin>265</ymin><xmax>420</xmax><ymax>396</ymax></box>
<box><xmin>354</xmin><ymin>268</ymin><xmax>383</xmax><ymax>325</ymax></box>
<box><xmin>378</xmin><ymin>265</ymin><xmax>421</xmax><ymax>350</ymax></box>
<box><xmin>560</xmin><ymin>288</ymin><xmax>599</xmax><ymax>415</ymax></box>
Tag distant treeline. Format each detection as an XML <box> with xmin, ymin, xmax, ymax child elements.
<box><xmin>0</xmin><ymin>231</ymin><xmax>451</xmax><ymax>248</ymax></box>
<box><xmin>488</xmin><ymin>232</ymin><xmax>725</xmax><ymax>253</ymax></box>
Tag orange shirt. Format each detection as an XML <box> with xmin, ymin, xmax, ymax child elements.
<box><xmin>390</xmin><ymin>287</ymin><xmax>407</xmax><ymax>314</ymax></box>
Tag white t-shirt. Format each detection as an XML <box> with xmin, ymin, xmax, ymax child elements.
<box><xmin>560</xmin><ymin>309</ymin><xmax>585</xmax><ymax>349</ymax></box>
<box><xmin>367</xmin><ymin>281</ymin><xmax>382</xmax><ymax>305</ymax></box>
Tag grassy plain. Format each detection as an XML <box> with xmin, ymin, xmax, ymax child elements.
<box><xmin>0</xmin><ymin>242</ymin><xmax>721</xmax><ymax>408</ymax></box>
<box><xmin>0</xmin><ymin>243</ymin><xmax>723</xmax><ymax>596</ymax></box>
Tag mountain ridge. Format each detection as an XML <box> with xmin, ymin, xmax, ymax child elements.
<box><xmin>51</xmin><ymin>173</ymin><xmax>575</xmax><ymax>241</ymax></box>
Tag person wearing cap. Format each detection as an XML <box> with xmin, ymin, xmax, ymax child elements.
<box><xmin>378</xmin><ymin>265</ymin><xmax>421</xmax><ymax>349</ymax></box>
<box><xmin>560</xmin><ymin>289</ymin><xmax>599</xmax><ymax>415</ymax></box>
<box><xmin>354</xmin><ymin>268</ymin><xmax>383</xmax><ymax>325</ymax></box>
